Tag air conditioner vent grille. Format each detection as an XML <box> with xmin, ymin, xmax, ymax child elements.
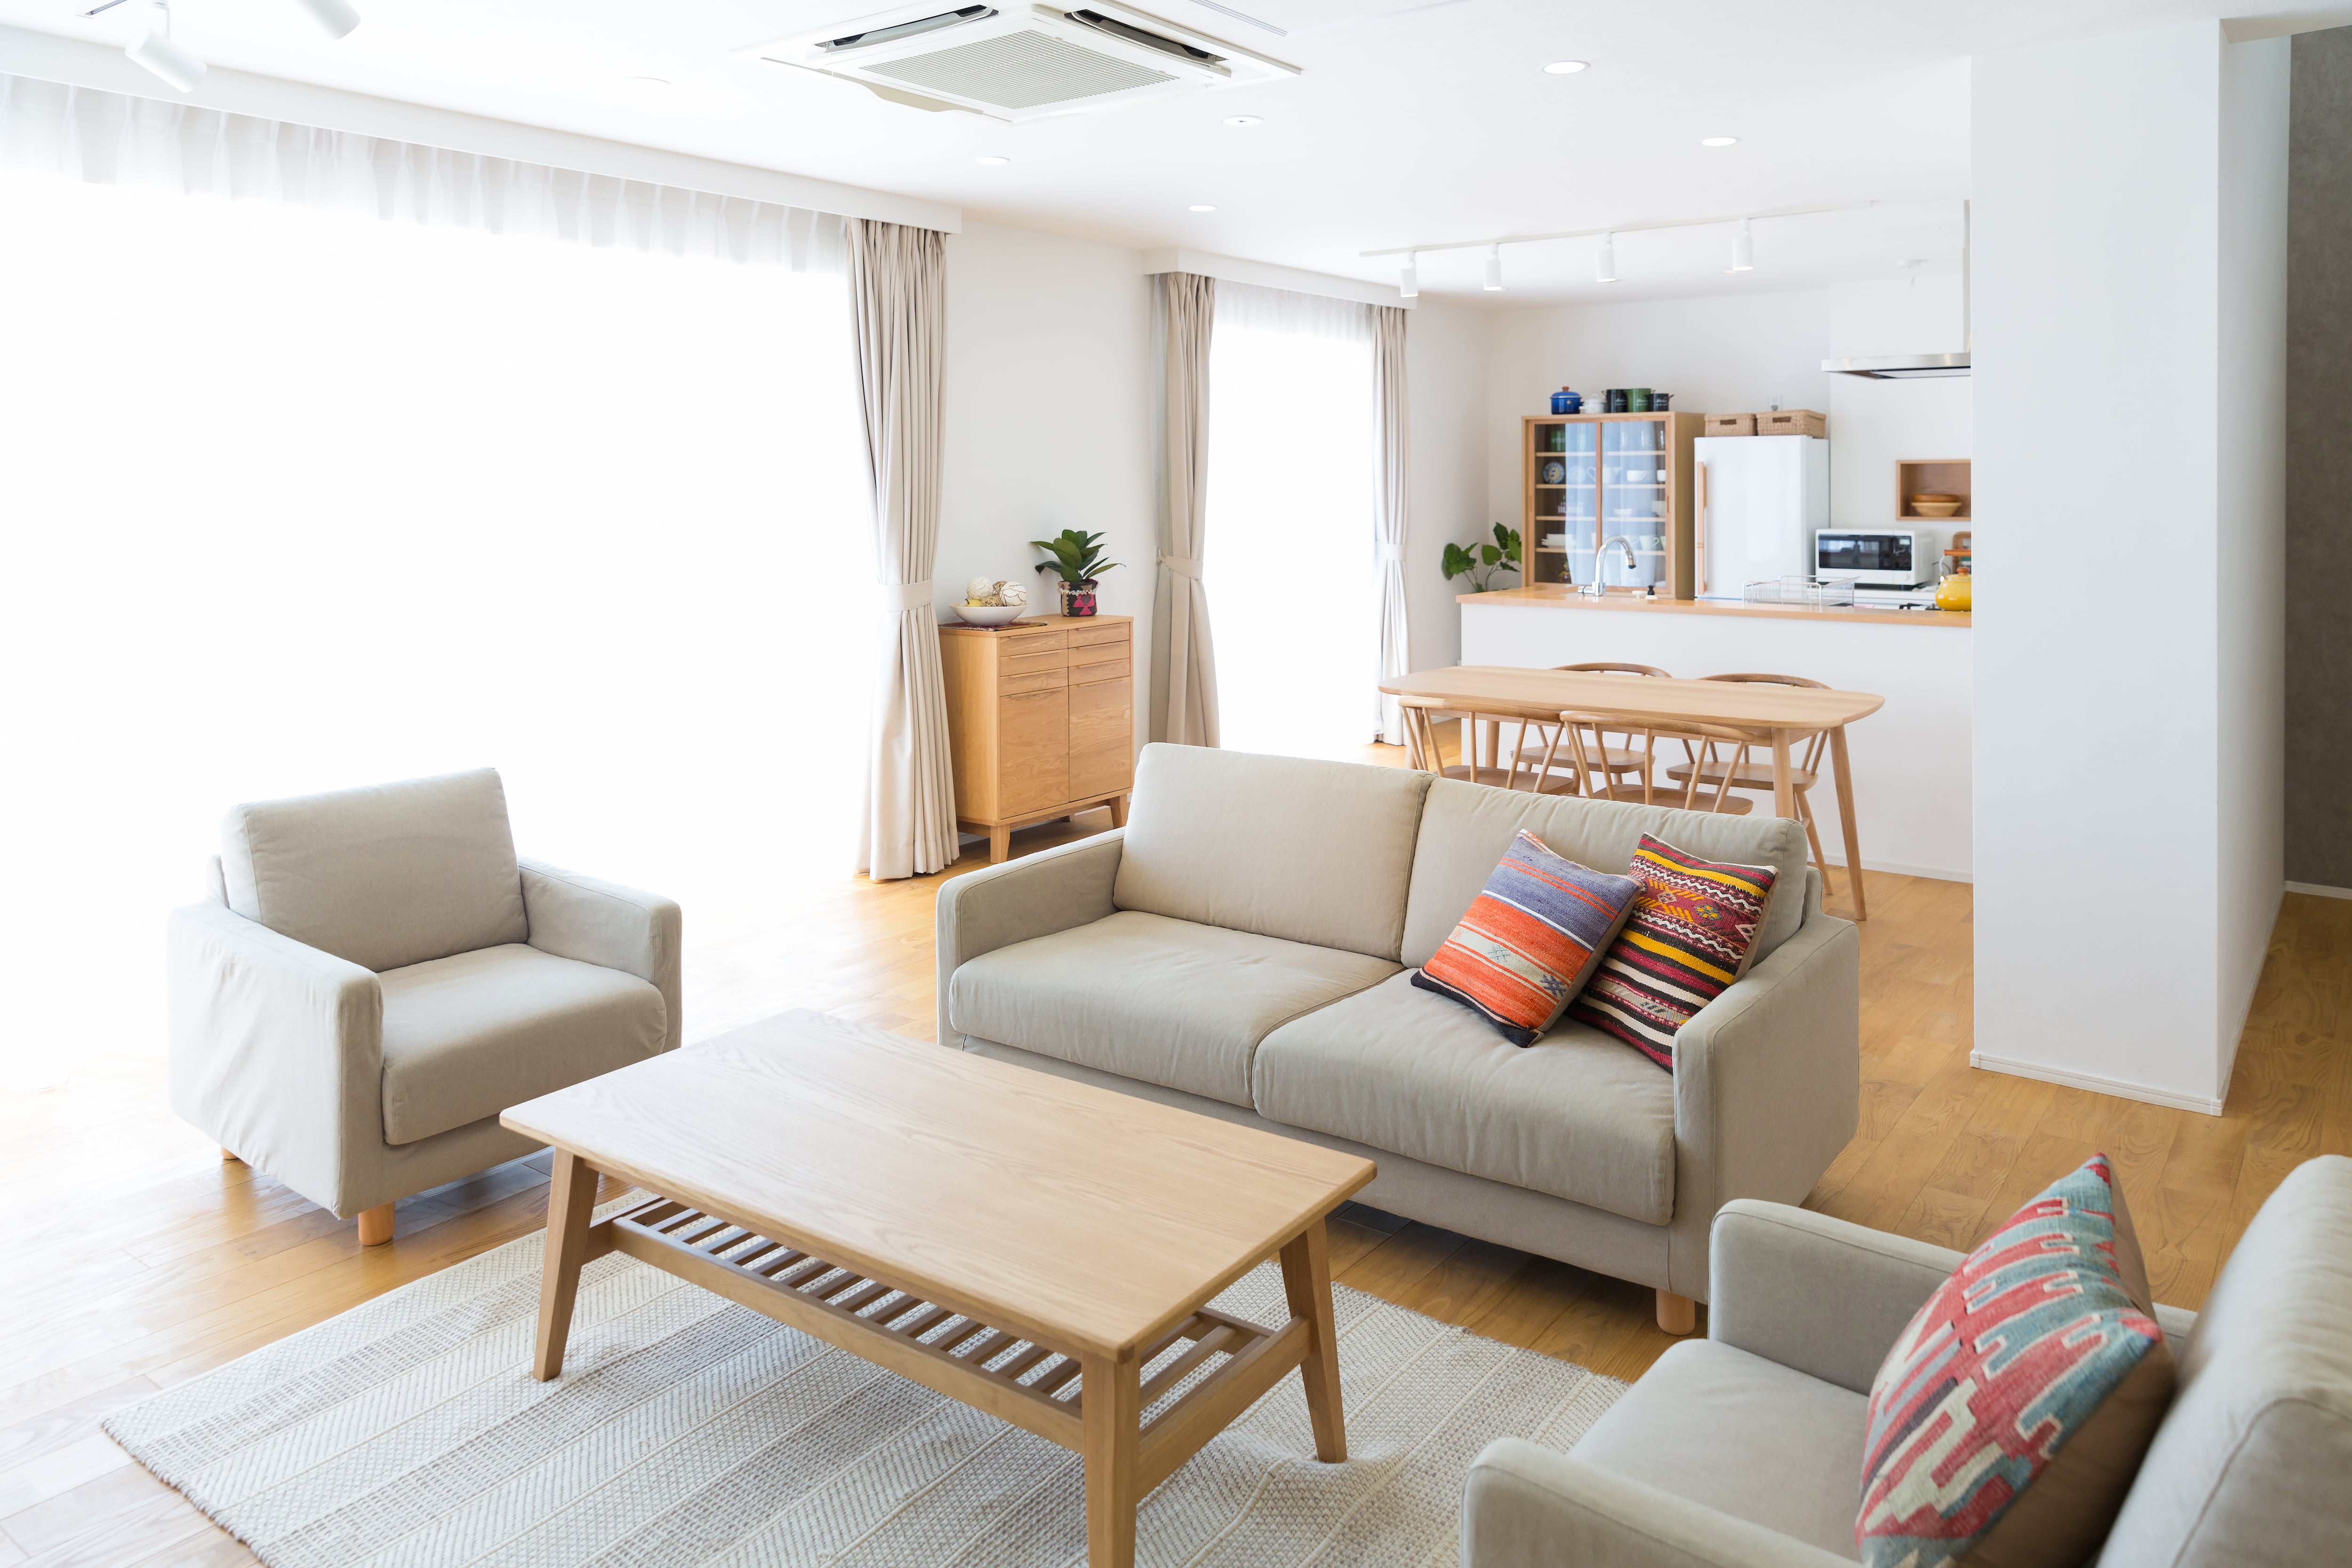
<box><xmin>862</xmin><ymin>28</ymin><xmax>1176</xmax><ymax>108</ymax></box>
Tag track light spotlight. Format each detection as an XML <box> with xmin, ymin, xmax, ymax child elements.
<box><xmin>1483</xmin><ymin>243</ymin><xmax>1503</xmax><ymax>292</ymax></box>
<box><xmin>125</xmin><ymin>3</ymin><xmax>205</xmax><ymax>92</ymax></box>
<box><xmin>1399</xmin><ymin>252</ymin><xmax>1418</xmax><ymax>300</ymax></box>
<box><xmin>1596</xmin><ymin>232</ymin><xmax>1617</xmax><ymax>283</ymax></box>
<box><xmin>291</xmin><ymin>0</ymin><xmax>362</xmax><ymax>39</ymax></box>
<box><xmin>1731</xmin><ymin>217</ymin><xmax>1754</xmax><ymax>272</ymax></box>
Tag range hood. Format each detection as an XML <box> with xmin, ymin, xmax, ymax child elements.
<box><xmin>1825</xmin><ymin>201</ymin><xmax>1971</xmax><ymax>379</ymax></box>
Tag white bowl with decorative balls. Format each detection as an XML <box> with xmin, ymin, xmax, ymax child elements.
<box><xmin>951</xmin><ymin>603</ymin><xmax>1025</xmax><ymax>627</ymax></box>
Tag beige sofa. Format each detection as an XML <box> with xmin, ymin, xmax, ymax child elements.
<box><xmin>169</xmin><ymin>768</ymin><xmax>681</xmax><ymax>1243</ymax></box>
<box><xmin>1462</xmin><ymin>1155</ymin><xmax>2352</xmax><ymax>1567</ymax></box>
<box><xmin>937</xmin><ymin>743</ymin><xmax>1861</xmax><ymax>1321</ymax></box>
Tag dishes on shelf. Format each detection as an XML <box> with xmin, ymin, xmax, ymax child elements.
<box><xmin>1908</xmin><ymin>495</ymin><xmax>1964</xmax><ymax>518</ymax></box>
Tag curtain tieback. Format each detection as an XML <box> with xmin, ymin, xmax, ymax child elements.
<box><xmin>882</xmin><ymin>579</ymin><xmax>934</xmax><ymax>613</ymax></box>
<box><xmin>1160</xmin><ymin>555</ymin><xmax>1202</xmax><ymax>580</ymax></box>
<box><xmin>1375</xmin><ymin>542</ymin><xmax>1405</xmax><ymax>564</ymax></box>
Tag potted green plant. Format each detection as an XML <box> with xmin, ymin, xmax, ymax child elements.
<box><xmin>1442</xmin><ymin>523</ymin><xmax>1523</xmax><ymax>592</ymax></box>
<box><xmin>1031</xmin><ymin>529</ymin><xmax>1121</xmax><ymax>618</ymax></box>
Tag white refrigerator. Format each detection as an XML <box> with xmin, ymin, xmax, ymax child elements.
<box><xmin>1693</xmin><ymin>435</ymin><xmax>1829</xmax><ymax>599</ymax></box>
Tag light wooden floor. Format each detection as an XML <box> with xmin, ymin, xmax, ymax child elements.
<box><xmin>3</xmin><ymin>752</ymin><xmax>2347</xmax><ymax>1565</ymax></box>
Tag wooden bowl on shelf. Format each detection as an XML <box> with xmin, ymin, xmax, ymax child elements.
<box><xmin>1908</xmin><ymin>498</ymin><xmax>1964</xmax><ymax>518</ymax></box>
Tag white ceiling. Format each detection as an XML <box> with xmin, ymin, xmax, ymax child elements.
<box><xmin>2</xmin><ymin>0</ymin><xmax>2342</xmax><ymax>306</ymax></box>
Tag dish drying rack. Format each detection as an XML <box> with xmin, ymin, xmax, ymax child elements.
<box><xmin>1742</xmin><ymin>576</ymin><xmax>1856</xmax><ymax>608</ymax></box>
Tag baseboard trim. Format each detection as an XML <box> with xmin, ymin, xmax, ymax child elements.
<box><xmin>1969</xmin><ymin>1053</ymin><xmax>2225</xmax><ymax>1117</ymax></box>
<box><xmin>1820</xmin><ymin>857</ymin><xmax>1973</xmax><ymax>884</ymax></box>
<box><xmin>2286</xmin><ymin>880</ymin><xmax>2352</xmax><ymax>901</ymax></box>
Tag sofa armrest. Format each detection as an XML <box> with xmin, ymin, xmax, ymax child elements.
<box><xmin>167</xmin><ymin>902</ymin><xmax>383</xmax><ymax>1217</ymax></box>
<box><xmin>1709</xmin><ymin>1200</ymin><xmax>1962</xmax><ymax>1394</ymax></box>
<box><xmin>935</xmin><ymin>829</ymin><xmax>1125</xmax><ymax>1046</ymax></box>
<box><xmin>519</xmin><ymin>859</ymin><xmax>683</xmax><ymax>1052</ymax></box>
<box><xmin>1463</xmin><ymin>1440</ymin><xmax>1852</xmax><ymax>1568</ymax></box>
<box><xmin>1664</xmin><ymin>907</ymin><xmax>1862</xmax><ymax>1301</ymax></box>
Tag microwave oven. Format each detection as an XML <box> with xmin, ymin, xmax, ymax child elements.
<box><xmin>1814</xmin><ymin>528</ymin><xmax>1938</xmax><ymax>586</ymax></box>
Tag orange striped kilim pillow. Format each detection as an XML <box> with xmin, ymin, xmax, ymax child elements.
<box><xmin>1568</xmin><ymin>834</ymin><xmax>1780</xmax><ymax>1070</ymax></box>
<box><xmin>1410</xmin><ymin>831</ymin><xmax>1642</xmax><ymax>1046</ymax></box>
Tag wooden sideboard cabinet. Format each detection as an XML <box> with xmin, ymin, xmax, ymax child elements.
<box><xmin>939</xmin><ymin>614</ymin><xmax>1134</xmax><ymax>862</ymax></box>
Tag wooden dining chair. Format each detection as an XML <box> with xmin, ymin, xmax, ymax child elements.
<box><xmin>1660</xmin><ymin>673</ymin><xmax>1837</xmax><ymax>893</ymax></box>
<box><xmin>1400</xmin><ymin>696</ymin><xmax>1581</xmax><ymax>795</ymax></box>
<box><xmin>1517</xmin><ymin>663</ymin><xmax>1675</xmax><ymax>800</ymax></box>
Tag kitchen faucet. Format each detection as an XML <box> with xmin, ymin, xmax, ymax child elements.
<box><xmin>1581</xmin><ymin>534</ymin><xmax>1644</xmax><ymax>597</ymax></box>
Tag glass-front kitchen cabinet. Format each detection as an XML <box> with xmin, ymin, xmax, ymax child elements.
<box><xmin>1523</xmin><ymin>412</ymin><xmax>1702</xmax><ymax>599</ymax></box>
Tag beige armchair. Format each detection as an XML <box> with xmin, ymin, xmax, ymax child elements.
<box><xmin>1462</xmin><ymin>1155</ymin><xmax>2352</xmax><ymax>1568</ymax></box>
<box><xmin>168</xmin><ymin>768</ymin><xmax>680</xmax><ymax>1244</ymax></box>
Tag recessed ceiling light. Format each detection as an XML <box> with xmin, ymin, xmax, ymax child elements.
<box><xmin>975</xmin><ymin>155</ymin><xmax>1011</xmax><ymax>166</ymax></box>
<box><xmin>1189</xmin><ymin>204</ymin><xmax>1217</xmax><ymax>212</ymax></box>
<box><xmin>1543</xmin><ymin>61</ymin><xmax>1588</xmax><ymax>75</ymax></box>
<box><xmin>1700</xmin><ymin>135</ymin><xmax>1739</xmax><ymax>147</ymax></box>
<box><xmin>618</xmin><ymin>76</ymin><xmax>672</xmax><ymax>95</ymax></box>
<box><xmin>1223</xmin><ymin>115</ymin><xmax>1263</xmax><ymax>127</ymax></box>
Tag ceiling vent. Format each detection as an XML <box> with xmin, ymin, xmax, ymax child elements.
<box><xmin>741</xmin><ymin>2</ymin><xmax>1299</xmax><ymax>121</ymax></box>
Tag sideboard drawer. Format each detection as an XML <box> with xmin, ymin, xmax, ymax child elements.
<box><xmin>998</xmin><ymin>667</ymin><xmax>1068</xmax><ymax>696</ymax></box>
<box><xmin>1000</xmin><ymin>646</ymin><xmax>1069</xmax><ymax>679</ymax></box>
<box><xmin>1068</xmin><ymin>621</ymin><xmax>1131</xmax><ymax>649</ymax></box>
<box><xmin>1070</xmin><ymin>650</ymin><xmax>1129</xmax><ymax>686</ymax></box>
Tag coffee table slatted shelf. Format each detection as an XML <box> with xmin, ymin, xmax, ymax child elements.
<box><xmin>596</xmin><ymin>1194</ymin><xmax>1307</xmax><ymax>1490</ymax></box>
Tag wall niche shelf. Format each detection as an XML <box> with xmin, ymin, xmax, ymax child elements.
<box><xmin>1898</xmin><ymin>459</ymin><xmax>1972</xmax><ymax>522</ymax></box>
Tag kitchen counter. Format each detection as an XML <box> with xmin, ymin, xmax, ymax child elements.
<box><xmin>1458</xmin><ymin>586</ymin><xmax>1969</xmax><ymax>628</ymax></box>
<box><xmin>1455</xmin><ymin>584</ymin><xmax>1973</xmax><ymax>882</ymax></box>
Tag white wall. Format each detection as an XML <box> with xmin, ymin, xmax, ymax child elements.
<box><xmin>2216</xmin><ymin>34</ymin><xmax>2291</xmax><ymax>1094</ymax></box>
<box><xmin>939</xmin><ymin>222</ymin><xmax>1156</xmax><ymax>759</ymax></box>
<box><xmin>1825</xmin><ymin>277</ymin><xmax>1975</xmax><ymax>525</ymax></box>
<box><xmin>1403</xmin><ymin>301</ymin><xmax>1491</xmax><ymax>670</ymax></box>
<box><xmin>1972</xmin><ymin>21</ymin><xmax>2286</xmax><ymax>1113</ymax></box>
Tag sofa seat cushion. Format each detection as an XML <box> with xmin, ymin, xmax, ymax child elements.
<box><xmin>379</xmin><ymin>943</ymin><xmax>667</xmax><ymax>1145</ymax></box>
<box><xmin>946</xmin><ymin>910</ymin><xmax>1400</xmax><ymax>1108</ymax></box>
<box><xmin>1572</xmin><ymin>1338</ymin><xmax>1869</xmax><ymax>1561</ymax></box>
<box><xmin>1251</xmin><ymin>969</ymin><xmax>1676</xmax><ymax>1224</ymax></box>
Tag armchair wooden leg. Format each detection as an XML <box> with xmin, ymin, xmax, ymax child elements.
<box><xmin>1655</xmin><ymin>1290</ymin><xmax>1696</xmax><ymax>1336</ymax></box>
<box><xmin>357</xmin><ymin>1204</ymin><xmax>396</xmax><ymax>1247</ymax></box>
<box><xmin>220</xmin><ymin>1147</ymin><xmax>242</xmax><ymax>1163</ymax></box>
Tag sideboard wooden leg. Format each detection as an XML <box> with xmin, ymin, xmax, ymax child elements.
<box><xmin>1109</xmin><ymin>794</ymin><xmax>1129</xmax><ymax>828</ymax></box>
<box><xmin>988</xmin><ymin>824</ymin><xmax>1011</xmax><ymax>863</ymax></box>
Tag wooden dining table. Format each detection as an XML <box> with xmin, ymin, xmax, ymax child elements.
<box><xmin>1379</xmin><ymin>665</ymin><xmax>1885</xmax><ymax>919</ymax></box>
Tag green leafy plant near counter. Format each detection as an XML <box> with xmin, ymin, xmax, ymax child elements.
<box><xmin>1442</xmin><ymin>523</ymin><xmax>1522</xmax><ymax>592</ymax></box>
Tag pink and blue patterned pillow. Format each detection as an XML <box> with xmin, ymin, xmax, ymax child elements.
<box><xmin>1858</xmin><ymin>1154</ymin><xmax>2175</xmax><ymax>1568</ymax></box>
<box><xmin>1411</xmin><ymin>831</ymin><xmax>1641</xmax><ymax>1046</ymax></box>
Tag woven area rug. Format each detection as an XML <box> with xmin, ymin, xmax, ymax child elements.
<box><xmin>105</xmin><ymin>1199</ymin><xmax>1625</xmax><ymax>1568</ymax></box>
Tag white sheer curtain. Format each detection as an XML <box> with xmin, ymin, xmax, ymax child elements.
<box><xmin>0</xmin><ymin>98</ymin><xmax>868</xmax><ymax>1086</ymax></box>
<box><xmin>1201</xmin><ymin>281</ymin><xmax>1378</xmax><ymax>758</ymax></box>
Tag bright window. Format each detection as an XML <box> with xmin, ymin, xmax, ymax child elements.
<box><xmin>1201</xmin><ymin>283</ymin><xmax>1378</xmax><ymax>759</ymax></box>
<box><xmin>0</xmin><ymin>170</ymin><xmax>869</xmax><ymax>1081</ymax></box>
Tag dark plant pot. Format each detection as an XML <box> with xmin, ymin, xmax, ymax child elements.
<box><xmin>1059</xmin><ymin>579</ymin><xmax>1099</xmax><ymax>617</ymax></box>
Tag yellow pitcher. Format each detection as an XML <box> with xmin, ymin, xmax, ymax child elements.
<box><xmin>1935</xmin><ymin>572</ymin><xmax>1972</xmax><ymax>612</ymax></box>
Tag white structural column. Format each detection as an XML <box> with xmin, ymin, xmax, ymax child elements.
<box><xmin>1971</xmin><ymin>20</ymin><xmax>2287</xmax><ymax>1114</ymax></box>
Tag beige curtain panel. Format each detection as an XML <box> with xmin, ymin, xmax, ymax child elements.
<box><xmin>848</xmin><ymin>218</ymin><xmax>959</xmax><ymax>880</ymax></box>
<box><xmin>1372</xmin><ymin>305</ymin><xmax>1412</xmax><ymax>746</ymax></box>
<box><xmin>1153</xmin><ymin>271</ymin><xmax>1220</xmax><ymax>747</ymax></box>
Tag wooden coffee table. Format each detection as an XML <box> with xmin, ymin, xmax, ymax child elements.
<box><xmin>501</xmin><ymin>1010</ymin><xmax>1374</xmax><ymax>1568</ymax></box>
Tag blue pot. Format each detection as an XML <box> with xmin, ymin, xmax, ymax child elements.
<box><xmin>1549</xmin><ymin>389</ymin><xmax>1583</xmax><ymax>414</ymax></box>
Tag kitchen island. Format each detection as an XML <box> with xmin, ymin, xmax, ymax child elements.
<box><xmin>1455</xmin><ymin>587</ymin><xmax>1971</xmax><ymax>882</ymax></box>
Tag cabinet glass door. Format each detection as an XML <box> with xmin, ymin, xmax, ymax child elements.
<box><xmin>1599</xmin><ymin>418</ymin><xmax>1669</xmax><ymax>592</ymax></box>
<box><xmin>1531</xmin><ymin>420</ymin><xmax>1597</xmax><ymax>586</ymax></box>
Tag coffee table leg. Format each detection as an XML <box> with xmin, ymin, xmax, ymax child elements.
<box><xmin>1279</xmin><ymin>1217</ymin><xmax>1347</xmax><ymax>1463</ymax></box>
<box><xmin>1081</xmin><ymin>1349</ymin><xmax>1140</xmax><ymax>1568</ymax></box>
<box><xmin>532</xmin><ymin>1149</ymin><xmax>599</xmax><ymax>1382</ymax></box>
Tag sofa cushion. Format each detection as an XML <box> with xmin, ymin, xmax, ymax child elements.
<box><xmin>1400</xmin><ymin>777</ymin><xmax>1812</xmax><ymax>972</ymax></box>
<box><xmin>1415</xmin><ymin>831</ymin><xmax>1640</xmax><ymax>1046</ymax></box>
<box><xmin>380</xmin><ymin>943</ymin><xmax>666</xmax><ymax>1145</ymax></box>
<box><xmin>1251</xmin><ymin>969</ymin><xmax>1676</xmax><ymax>1224</ymax></box>
<box><xmin>1568</xmin><ymin>835</ymin><xmax>1781</xmax><ymax>1071</ymax></box>
<box><xmin>1572</xmin><ymin>1338</ymin><xmax>1870</xmax><ymax>1560</ymax></box>
<box><xmin>1859</xmin><ymin>1154</ymin><xmax>2173</xmax><ymax>1568</ymax></box>
<box><xmin>221</xmin><ymin>768</ymin><xmax>528</xmax><ymax>974</ymax></box>
<box><xmin>2099</xmin><ymin>1153</ymin><xmax>2352</xmax><ymax>1568</ymax></box>
<box><xmin>947</xmin><ymin>910</ymin><xmax>1400</xmax><ymax>1108</ymax></box>
<box><xmin>1112</xmin><ymin>744</ymin><xmax>1432</xmax><ymax>962</ymax></box>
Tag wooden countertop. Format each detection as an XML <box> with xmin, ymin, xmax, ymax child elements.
<box><xmin>1458</xmin><ymin>586</ymin><xmax>1970</xmax><ymax>629</ymax></box>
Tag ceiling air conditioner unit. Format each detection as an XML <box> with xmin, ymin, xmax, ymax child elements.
<box><xmin>742</xmin><ymin>2</ymin><xmax>1300</xmax><ymax>122</ymax></box>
